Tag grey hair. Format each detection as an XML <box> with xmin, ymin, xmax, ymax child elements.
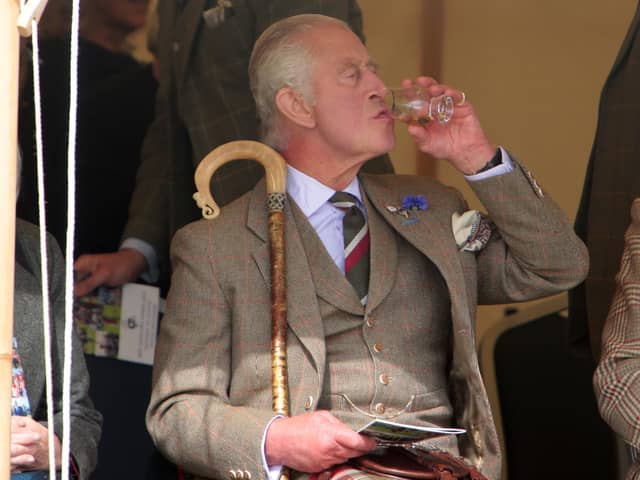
<box><xmin>249</xmin><ymin>14</ymin><xmax>350</xmax><ymax>150</ymax></box>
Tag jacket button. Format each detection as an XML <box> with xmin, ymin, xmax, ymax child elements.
<box><xmin>366</xmin><ymin>316</ymin><xmax>375</xmax><ymax>328</ymax></box>
<box><xmin>374</xmin><ymin>403</ymin><xmax>386</xmax><ymax>414</ymax></box>
<box><xmin>379</xmin><ymin>373</ymin><xmax>389</xmax><ymax>385</ymax></box>
<box><xmin>373</xmin><ymin>343</ymin><xmax>384</xmax><ymax>353</ymax></box>
<box><xmin>304</xmin><ymin>396</ymin><xmax>314</xmax><ymax>410</ymax></box>
<box><xmin>228</xmin><ymin>471</ymin><xmax>237</xmax><ymax>479</ymax></box>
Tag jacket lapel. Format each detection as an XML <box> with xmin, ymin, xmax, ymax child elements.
<box><xmin>289</xmin><ymin>201</ymin><xmax>365</xmax><ymax>316</ymax></box>
<box><xmin>246</xmin><ymin>182</ymin><xmax>326</xmax><ymax>380</ymax></box>
<box><xmin>174</xmin><ymin>0</ymin><xmax>207</xmax><ymax>87</ymax></box>
<box><xmin>361</xmin><ymin>191</ymin><xmax>397</xmax><ymax>313</ymax></box>
<box><xmin>361</xmin><ymin>175</ymin><xmax>470</xmax><ymax>317</ymax></box>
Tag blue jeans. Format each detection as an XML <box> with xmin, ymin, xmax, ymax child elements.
<box><xmin>11</xmin><ymin>472</ymin><xmax>49</xmax><ymax>480</ymax></box>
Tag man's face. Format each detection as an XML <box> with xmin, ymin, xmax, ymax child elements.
<box><xmin>306</xmin><ymin>24</ymin><xmax>395</xmax><ymax>164</ymax></box>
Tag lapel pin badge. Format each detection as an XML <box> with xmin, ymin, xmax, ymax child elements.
<box><xmin>386</xmin><ymin>194</ymin><xmax>428</xmax><ymax>224</ymax></box>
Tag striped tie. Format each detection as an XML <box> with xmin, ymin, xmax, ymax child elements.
<box><xmin>330</xmin><ymin>192</ymin><xmax>370</xmax><ymax>304</ymax></box>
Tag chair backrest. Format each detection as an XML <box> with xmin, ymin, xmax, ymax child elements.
<box><xmin>478</xmin><ymin>294</ymin><xmax>618</xmax><ymax>480</ymax></box>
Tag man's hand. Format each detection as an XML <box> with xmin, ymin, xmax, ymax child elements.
<box><xmin>265</xmin><ymin>411</ymin><xmax>377</xmax><ymax>473</ymax></box>
<box><xmin>403</xmin><ymin>76</ymin><xmax>496</xmax><ymax>174</ymax></box>
<box><xmin>74</xmin><ymin>249</ymin><xmax>147</xmax><ymax>297</ymax></box>
<box><xmin>11</xmin><ymin>416</ymin><xmax>61</xmax><ymax>473</ymax></box>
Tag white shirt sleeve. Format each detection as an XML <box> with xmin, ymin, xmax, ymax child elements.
<box><xmin>120</xmin><ymin>237</ymin><xmax>159</xmax><ymax>283</ymax></box>
<box><xmin>464</xmin><ymin>146</ymin><xmax>514</xmax><ymax>181</ymax></box>
<box><xmin>262</xmin><ymin>415</ymin><xmax>285</xmax><ymax>480</ymax></box>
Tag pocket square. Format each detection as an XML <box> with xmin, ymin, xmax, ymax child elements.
<box><xmin>202</xmin><ymin>0</ymin><xmax>234</xmax><ymax>28</ymax></box>
<box><xmin>452</xmin><ymin>210</ymin><xmax>494</xmax><ymax>252</ymax></box>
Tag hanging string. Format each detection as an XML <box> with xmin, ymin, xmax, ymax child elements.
<box><xmin>30</xmin><ymin>18</ymin><xmax>58</xmax><ymax>480</ymax></box>
<box><xmin>63</xmin><ymin>0</ymin><xmax>82</xmax><ymax>477</ymax></box>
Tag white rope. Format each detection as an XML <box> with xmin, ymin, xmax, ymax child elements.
<box><xmin>30</xmin><ymin>19</ymin><xmax>57</xmax><ymax>480</ymax></box>
<box><xmin>63</xmin><ymin>0</ymin><xmax>82</xmax><ymax>477</ymax></box>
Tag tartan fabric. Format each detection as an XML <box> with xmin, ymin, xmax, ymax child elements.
<box><xmin>329</xmin><ymin>192</ymin><xmax>370</xmax><ymax>303</ymax></box>
<box><xmin>594</xmin><ymin>198</ymin><xmax>640</xmax><ymax>480</ymax></box>
<box><xmin>147</xmin><ymin>164</ymin><xmax>589</xmax><ymax>480</ymax></box>
<box><xmin>309</xmin><ymin>465</ymin><xmax>388</xmax><ymax>480</ymax></box>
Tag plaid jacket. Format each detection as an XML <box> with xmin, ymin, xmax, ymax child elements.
<box><xmin>147</xmin><ymin>163</ymin><xmax>588</xmax><ymax>480</ymax></box>
<box><xmin>594</xmin><ymin>198</ymin><xmax>640</xmax><ymax>480</ymax></box>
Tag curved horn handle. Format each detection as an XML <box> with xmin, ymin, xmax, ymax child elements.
<box><xmin>193</xmin><ymin>140</ymin><xmax>287</xmax><ymax>219</ymax></box>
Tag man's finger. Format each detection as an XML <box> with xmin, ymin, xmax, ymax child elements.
<box><xmin>333</xmin><ymin>430</ymin><xmax>377</xmax><ymax>454</ymax></box>
<box><xmin>74</xmin><ymin>271</ymin><xmax>104</xmax><ymax>297</ymax></box>
<box><xmin>10</xmin><ymin>454</ymin><xmax>35</xmax><ymax>467</ymax></box>
<box><xmin>11</xmin><ymin>432</ymin><xmax>40</xmax><ymax>446</ymax></box>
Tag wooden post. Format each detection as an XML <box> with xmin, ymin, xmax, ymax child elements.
<box><xmin>0</xmin><ymin>1</ymin><xmax>20</xmax><ymax>479</ymax></box>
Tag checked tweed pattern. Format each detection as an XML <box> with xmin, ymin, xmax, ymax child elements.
<box><xmin>330</xmin><ymin>192</ymin><xmax>370</xmax><ymax>304</ymax></box>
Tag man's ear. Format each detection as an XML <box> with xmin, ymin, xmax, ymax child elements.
<box><xmin>275</xmin><ymin>87</ymin><xmax>315</xmax><ymax>129</ymax></box>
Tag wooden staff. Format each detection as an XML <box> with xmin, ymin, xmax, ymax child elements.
<box><xmin>0</xmin><ymin>1</ymin><xmax>21</xmax><ymax>478</ymax></box>
<box><xmin>194</xmin><ymin>140</ymin><xmax>291</xmax><ymax>440</ymax></box>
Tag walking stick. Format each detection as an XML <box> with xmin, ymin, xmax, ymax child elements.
<box><xmin>194</xmin><ymin>140</ymin><xmax>290</xmax><ymax>479</ymax></box>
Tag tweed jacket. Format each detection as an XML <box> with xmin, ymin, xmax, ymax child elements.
<box><xmin>122</xmin><ymin>0</ymin><xmax>393</xmax><ymax>282</ymax></box>
<box><xmin>147</xmin><ymin>160</ymin><xmax>588</xmax><ymax>480</ymax></box>
<box><xmin>14</xmin><ymin>219</ymin><xmax>102</xmax><ymax>479</ymax></box>
<box><xmin>594</xmin><ymin>198</ymin><xmax>640</xmax><ymax>480</ymax></box>
<box><xmin>570</xmin><ymin>0</ymin><xmax>640</xmax><ymax>361</ymax></box>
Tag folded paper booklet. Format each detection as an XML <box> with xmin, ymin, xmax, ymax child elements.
<box><xmin>74</xmin><ymin>283</ymin><xmax>160</xmax><ymax>365</ymax></box>
<box><xmin>358</xmin><ymin>419</ymin><xmax>465</xmax><ymax>445</ymax></box>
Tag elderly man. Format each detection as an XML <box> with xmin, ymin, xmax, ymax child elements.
<box><xmin>146</xmin><ymin>14</ymin><xmax>589</xmax><ymax>480</ymax></box>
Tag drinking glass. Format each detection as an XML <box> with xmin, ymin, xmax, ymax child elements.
<box><xmin>385</xmin><ymin>87</ymin><xmax>454</xmax><ymax>124</ymax></box>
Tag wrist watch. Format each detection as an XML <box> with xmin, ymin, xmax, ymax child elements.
<box><xmin>473</xmin><ymin>149</ymin><xmax>502</xmax><ymax>174</ymax></box>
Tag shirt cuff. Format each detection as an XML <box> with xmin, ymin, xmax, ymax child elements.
<box><xmin>120</xmin><ymin>238</ymin><xmax>159</xmax><ymax>283</ymax></box>
<box><xmin>464</xmin><ymin>146</ymin><xmax>514</xmax><ymax>181</ymax></box>
<box><xmin>262</xmin><ymin>415</ymin><xmax>284</xmax><ymax>480</ymax></box>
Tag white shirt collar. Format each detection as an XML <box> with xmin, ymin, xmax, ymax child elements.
<box><xmin>286</xmin><ymin>164</ymin><xmax>362</xmax><ymax>217</ymax></box>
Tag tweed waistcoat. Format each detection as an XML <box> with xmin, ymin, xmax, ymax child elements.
<box><xmin>291</xmin><ymin>195</ymin><xmax>459</xmax><ymax>454</ymax></box>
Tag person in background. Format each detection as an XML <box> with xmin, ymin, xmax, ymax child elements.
<box><xmin>17</xmin><ymin>1</ymin><xmax>159</xmax><ymax>478</ymax></box>
<box><xmin>13</xmin><ymin>151</ymin><xmax>102</xmax><ymax>479</ymax></box>
<box><xmin>570</xmin><ymin>1</ymin><xmax>640</xmax><ymax>363</ymax></box>
<box><xmin>594</xmin><ymin>198</ymin><xmax>640</xmax><ymax>480</ymax></box>
<box><xmin>146</xmin><ymin>14</ymin><xmax>588</xmax><ymax>480</ymax></box>
<box><xmin>17</xmin><ymin>0</ymin><xmax>157</xmax><ymax>257</ymax></box>
<box><xmin>73</xmin><ymin>0</ymin><xmax>394</xmax><ymax>297</ymax></box>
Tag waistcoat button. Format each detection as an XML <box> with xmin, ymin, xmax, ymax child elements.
<box><xmin>374</xmin><ymin>403</ymin><xmax>386</xmax><ymax>414</ymax></box>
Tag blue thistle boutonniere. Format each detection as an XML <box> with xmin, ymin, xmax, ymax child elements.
<box><xmin>386</xmin><ymin>195</ymin><xmax>428</xmax><ymax>225</ymax></box>
<box><xmin>401</xmin><ymin>195</ymin><xmax>428</xmax><ymax>211</ymax></box>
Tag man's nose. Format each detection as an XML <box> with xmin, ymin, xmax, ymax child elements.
<box><xmin>367</xmin><ymin>75</ymin><xmax>387</xmax><ymax>100</ymax></box>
